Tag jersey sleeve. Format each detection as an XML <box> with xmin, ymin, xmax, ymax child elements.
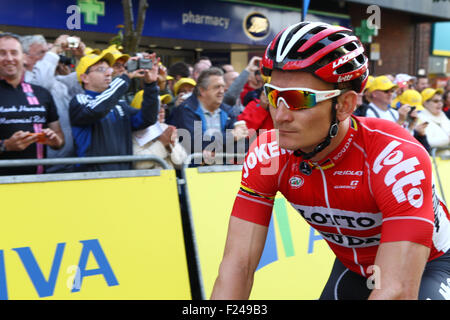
<box><xmin>231</xmin><ymin>130</ymin><xmax>287</xmax><ymax>226</ymax></box>
<box><xmin>369</xmin><ymin>132</ymin><xmax>435</xmax><ymax>248</ymax></box>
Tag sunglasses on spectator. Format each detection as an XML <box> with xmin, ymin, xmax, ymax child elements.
<box><xmin>381</xmin><ymin>88</ymin><xmax>395</xmax><ymax>94</ymax></box>
<box><xmin>263</xmin><ymin>83</ymin><xmax>342</xmax><ymax>110</ymax></box>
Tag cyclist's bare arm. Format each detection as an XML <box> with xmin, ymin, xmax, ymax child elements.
<box><xmin>210</xmin><ymin>216</ymin><xmax>268</xmax><ymax>300</ymax></box>
<box><xmin>368</xmin><ymin>241</ymin><xmax>430</xmax><ymax>300</ymax></box>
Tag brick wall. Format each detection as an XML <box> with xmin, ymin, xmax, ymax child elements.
<box><xmin>347</xmin><ymin>3</ymin><xmax>431</xmax><ymax>77</ymax></box>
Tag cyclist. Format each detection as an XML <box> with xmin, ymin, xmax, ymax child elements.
<box><xmin>211</xmin><ymin>21</ymin><xmax>450</xmax><ymax>300</ymax></box>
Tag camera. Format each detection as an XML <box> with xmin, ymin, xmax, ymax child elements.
<box><xmin>407</xmin><ymin>106</ymin><xmax>416</xmax><ymax>122</ymax></box>
<box><xmin>67</xmin><ymin>37</ymin><xmax>79</xmax><ymax>49</ymax></box>
<box><xmin>126</xmin><ymin>58</ymin><xmax>153</xmax><ymax>72</ymax></box>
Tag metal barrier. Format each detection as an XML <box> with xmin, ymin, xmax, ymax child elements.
<box><xmin>0</xmin><ymin>155</ymin><xmax>170</xmax><ymax>170</ymax></box>
<box><xmin>431</xmin><ymin>147</ymin><xmax>450</xmax><ymax>204</ymax></box>
<box><xmin>179</xmin><ymin>153</ymin><xmax>246</xmax><ymax>299</ymax></box>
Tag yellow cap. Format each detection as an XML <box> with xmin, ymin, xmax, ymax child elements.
<box><xmin>102</xmin><ymin>44</ymin><xmax>130</xmax><ymax>64</ymax></box>
<box><xmin>131</xmin><ymin>91</ymin><xmax>173</xmax><ymax>109</ymax></box>
<box><xmin>160</xmin><ymin>94</ymin><xmax>172</xmax><ymax>105</ymax></box>
<box><xmin>76</xmin><ymin>52</ymin><xmax>115</xmax><ymax>83</ymax></box>
<box><xmin>173</xmin><ymin>77</ymin><xmax>196</xmax><ymax>96</ymax></box>
<box><xmin>397</xmin><ymin>89</ymin><xmax>423</xmax><ymax>110</ymax></box>
<box><xmin>421</xmin><ymin>87</ymin><xmax>444</xmax><ymax>103</ymax></box>
<box><xmin>84</xmin><ymin>47</ymin><xmax>101</xmax><ymax>55</ymax></box>
<box><xmin>368</xmin><ymin>75</ymin><xmax>398</xmax><ymax>93</ymax></box>
<box><xmin>364</xmin><ymin>75</ymin><xmax>374</xmax><ymax>91</ymax></box>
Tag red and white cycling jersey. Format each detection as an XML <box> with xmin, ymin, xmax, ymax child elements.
<box><xmin>232</xmin><ymin>116</ymin><xmax>450</xmax><ymax>277</ymax></box>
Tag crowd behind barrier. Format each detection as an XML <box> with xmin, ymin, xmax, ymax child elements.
<box><xmin>1</xmin><ymin>30</ymin><xmax>450</xmax><ymax>300</ymax></box>
<box><xmin>0</xmin><ymin>32</ymin><xmax>449</xmax><ymax>175</ymax></box>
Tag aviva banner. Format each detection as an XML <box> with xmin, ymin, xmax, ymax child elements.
<box><xmin>0</xmin><ymin>171</ymin><xmax>190</xmax><ymax>300</ymax></box>
<box><xmin>432</xmin><ymin>156</ymin><xmax>450</xmax><ymax>203</ymax></box>
<box><xmin>185</xmin><ymin>166</ymin><xmax>334</xmax><ymax>299</ymax></box>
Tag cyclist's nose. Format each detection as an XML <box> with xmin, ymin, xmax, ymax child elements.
<box><xmin>273</xmin><ymin>99</ymin><xmax>294</xmax><ymax>123</ymax></box>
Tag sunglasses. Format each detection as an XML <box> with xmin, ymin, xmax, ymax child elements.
<box><xmin>88</xmin><ymin>66</ymin><xmax>113</xmax><ymax>74</ymax></box>
<box><xmin>264</xmin><ymin>83</ymin><xmax>342</xmax><ymax>110</ymax></box>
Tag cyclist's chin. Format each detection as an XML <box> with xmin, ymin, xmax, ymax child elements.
<box><xmin>277</xmin><ymin>131</ymin><xmax>303</xmax><ymax>151</ymax></box>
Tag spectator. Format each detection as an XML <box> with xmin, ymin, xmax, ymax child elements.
<box><xmin>220</xmin><ymin>64</ymin><xmax>235</xmax><ymax>73</ymax></box>
<box><xmin>132</xmin><ymin>96</ymin><xmax>188</xmax><ymax>170</ymax></box>
<box><xmin>173</xmin><ymin>77</ymin><xmax>196</xmax><ymax>107</ymax></box>
<box><xmin>192</xmin><ymin>56</ymin><xmax>212</xmax><ymax>81</ymax></box>
<box><xmin>165</xmin><ymin>61</ymin><xmax>191</xmax><ymax>109</ymax></box>
<box><xmin>0</xmin><ymin>33</ymin><xmax>64</xmax><ymax>175</ymax></box>
<box><xmin>24</xmin><ymin>34</ymin><xmax>84</xmax><ymax>173</ymax></box>
<box><xmin>237</xmin><ymin>87</ymin><xmax>273</xmax><ymax>138</ymax></box>
<box><xmin>394</xmin><ymin>73</ymin><xmax>415</xmax><ymax>91</ymax></box>
<box><xmin>443</xmin><ymin>90</ymin><xmax>450</xmax><ymax>119</ymax></box>
<box><xmin>223</xmin><ymin>56</ymin><xmax>262</xmax><ymax>116</ymax></box>
<box><xmin>415</xmin><ymin>75</ymin><xmax>430</xmax><ymax>93</ymax></box>
<box><xmin>167</xmin><ymin>67</ymin><xmax>248</xmax><ymax>163</ymax></box>
<box><xmin>396</xmin><ymin>89</ymin><xmax>430</xmax><ymax>152</ymax></box>
<box><xmin>366</xmin><ymin>75</ymin><xmax>411</xmax><ymax>127</ymax></box>
<box><xmin>21</xmin><ymin>35</ymin><xmax>48</xmax><ymax>72</ymax></box>
<box><xmin>444</xmin><ymin>79</ymin><xmax>450</xmax><ymax>93</ymax></box>
<box><xmin>239</xmin><ymin>58</ymin><xmax>264</xmax><ymax>105</ymax></box>
<box><xmin>168</xmin><ymin>61</ymin><xmax>191</xmax><ymax>83</ymax></box>
<box><xmin>69</xmin><ymin>51</ymin><xmax>160</xmax><ymax>172</ymax></box>
<box><xmin>418</xmin><ymin>88</ymin><xmax>450</xmax><ymax>156</ymax></box>
<box><xmin>353</xmin><ymin>75</ymin><xmax>373</xmax><ymax>116</ymax></box>
<box><xmin>103</xmin><ymin>44</ymin><xmax>130</xmax><ymax>78</ymax></box>
<box><xmin>56</xmin><ymin>55</ymin><xmax>74</xmax><ymax>76</ymax></box>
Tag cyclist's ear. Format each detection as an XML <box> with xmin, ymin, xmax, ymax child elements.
<box><xmin>336</xmin><ymin>90</ymin><xmax>357</xmax><ymax>122</ymax></box>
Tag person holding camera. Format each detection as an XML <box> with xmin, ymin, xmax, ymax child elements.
<box><xmin>69</xmin><ymin>51</ymin><xmax>160</xmax><ymax>172</ymax></box>
<box><xmin>222</xmin><ymin>56</ymin><xmax>262</xmax><ymax>117</ymax></box>
<box><xmin>22</xmin><ymin>34</ymin><xmax>85</xmax><ymax>172</ymax></box>
<box><xmin>239</xmin><ymin>56</ymin><xmax>264</xmax><ymax>106</ymax></box>
<box><xmin>365</xmin><ymin>75</ymin><xmax>413</xmax><ymax>127</ymax></box>
<box><xmin>393</xmin><ymin>89</ymin><xmax>431</xmax><ymax>152</ymax></box>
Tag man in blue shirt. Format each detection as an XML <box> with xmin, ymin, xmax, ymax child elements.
<box><xmin>167</xmin><ymin>67</ymin><xmax>249</xmax><ymax>165</ymax></box>
<box><xmin>69</xmin><ymin>51</ymin><xmax>160</xmax><ymax>171</ymax></box>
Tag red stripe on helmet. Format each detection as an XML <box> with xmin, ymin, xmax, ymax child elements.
<box><xmin>262</xmin><ymin>45</ymin><xmax>274</xmax><ymax>73</ymax></box>
<box><xmin>316</xmin><ymin>61</ymin><xmax>368</xmax><ymax>84</ymax></box>
<box><xmin>282</xmin><ymin>36</ymin><xmax>359</xmax><ymax>71</ymax></box>
<box><xmin>298</xmin><ymin>26</ymin><xmax>351</xmax><ymax>53</ymax></box>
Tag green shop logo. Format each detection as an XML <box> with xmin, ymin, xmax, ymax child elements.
<box><xmin>66</xmin><ymin>0</ymin><xmax>105</xmax><ymax>29</ymax></box>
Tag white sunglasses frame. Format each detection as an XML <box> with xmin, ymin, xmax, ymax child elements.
<box><xmin>264</xmin><ymin>83</ymin><xmax>342</xmax><ymax>109</ymax></box>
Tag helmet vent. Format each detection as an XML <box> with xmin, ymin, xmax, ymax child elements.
<box><xmin>310</xmin><ymin>26</ymin><xmax>326</xmax><ymax>34</ymax></box>
<box><xmin>344</xmin><ymin>42</ymin><xmax>358</xmax><ymax>51</ymax></box>
<box><xmin>297</xmin><ymin>42</ymin><xmax>325</xmax><ymax>59</ymax></box>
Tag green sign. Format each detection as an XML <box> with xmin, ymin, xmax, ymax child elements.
<box><xmin>355</xmin><ymin>19</ymin><xmax>377</xmax><ymax>44</ymax></box>
<box><xmin>77</xmin><ymin>0</ymin><xmax>105</xmax><ymax>25</ymax></box>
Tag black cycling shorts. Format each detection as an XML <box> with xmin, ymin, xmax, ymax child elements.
<box><xmin>319</xmin><ymin>249</ymin><xmax>450</xmax><ymax>300</ymax></box>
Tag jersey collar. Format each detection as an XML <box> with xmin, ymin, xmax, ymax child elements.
<box><xmin>305</xmin><ymin>116</ymin><xmax>358</xmax><ymax>171</ymax></box>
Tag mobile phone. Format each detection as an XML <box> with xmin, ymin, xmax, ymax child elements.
<box><xmin>407</xmin><ymin>106</ymin><xmax>416</xmax><ymax>122</ymax></box>
<box><xmin>27</xmin><ymin>132</ymin><xmax>46</xmax><ymax>143</ymax></box>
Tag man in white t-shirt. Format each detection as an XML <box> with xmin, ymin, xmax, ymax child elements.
<box><xmin>365</xmin><ymin>75</ymin><xmax>411</xmax><ymax>127</ymax></box>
